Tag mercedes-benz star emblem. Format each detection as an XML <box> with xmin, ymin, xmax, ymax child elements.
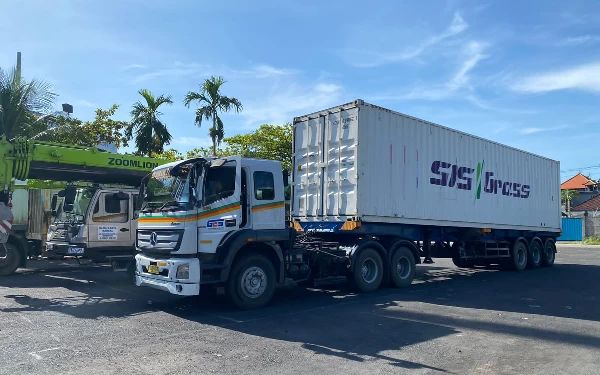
<box><xmin>150</xmin><ymin>232</ymin><xmax>158</xmax><ymax>246</ymax></box>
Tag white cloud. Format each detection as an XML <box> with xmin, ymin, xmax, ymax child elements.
<box><xmin>519</xmin><ymin>124</ymin><xmax>569</xmax><ymax>135</ymax></box>
<box><xmin>558</xmin><ymin>35</ymin><xmax>600</xmax><ymax>46</ymax></box>
<box><xmin>132</xmin><ymin>62</ymin><xmax>210</xmax><ymax>84</ymax></box>
<box><xmin>240</xmin><ymin>82</ymin><xmax>343</xmax><ymax>127</ymax></box>
<box><xmin>339</xmin><ymin>12</ymin><xmax>468</xmax><ymax>68</ymax></box>
<box><xmin>381</xmin><ymin>40</ymin><xmax>489</xmax><ymax>101</ymax></box>
<box><xmin>512</xmin><ymin>63</ymin><xmax>600</xmax><ymax>94</ymax></box>
<box><xmin>122</xmin><ymin>64</ymin><xmax>147</xmax><ymax>70</ymax></box>
<box><xmin>72</xmin><ymin>99</ymin><xmax>99</xmax><ymax>109</ymax></box>
<box><xmin>172</xmin><ymin>137</ymin><xmax>213</xmax><ymax>148</ymax></box>
<box><xmin>241</xmin><ymin>64</ymin><xmax>299</xmax><ymax>79</ymax></box>
<box><xmin>132</xmin><ymin>62</ymin><xmax>297</xmax><ymax>83</ymax></box>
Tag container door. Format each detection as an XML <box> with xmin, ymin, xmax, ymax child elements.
<box><xmin>88</xmin><ymin>192</ymin><xmax>132</xmax><ymax>249</ymax></box>
<box><xmin>197</xmin><ymin>157</ymin><xmax>242</xmax><ymax>254</ymax></box>
<box><xmin>323</xmin><ymin>108</ymin><xmax>359</xmax><ymax>218</ymax></box>
<box><xmin>293</xmin><ymin>115</ymin><xmax>325</xmax><ymax>218</ymax></box>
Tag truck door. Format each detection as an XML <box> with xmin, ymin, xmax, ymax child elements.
<box><xmin>197</xmin><ymin>157</ymin><xmax>242</xmax><ymax>254</ymax></box>
<box><xmin>88</xmin><ymin>191</ymin><xmax>131</xmax><ymax>250</ymax></box>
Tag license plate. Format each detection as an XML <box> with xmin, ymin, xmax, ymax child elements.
<box><xmin>147</xmin><ymin>265</ymin><xmax>159</xmax><ymax>274</ymax></box>
<box><xmin>67</xmin><ymin>247</ymin><xmax>84</xmax><ymax>255</ymax></box>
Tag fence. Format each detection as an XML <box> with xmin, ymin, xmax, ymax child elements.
<box><xmin>557</xmin><ymin>218</ymin><xmax>583</xmax><ymax>241</ymax></box>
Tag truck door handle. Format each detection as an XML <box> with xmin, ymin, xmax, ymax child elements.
<box><xmin>120</xmin><ymin>228</ymin><xmax>129</xmax><ymax>232</ymax></box>
<box><xmin>225</xmin><ymin>219</ymin><xmax>237</xmax><ymax>227</ymax></box>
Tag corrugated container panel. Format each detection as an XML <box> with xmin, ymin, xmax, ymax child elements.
<box><xmin>292</xmin><ymin>100</ymin><xmax>561</xmax><ymax>232</ymax></box>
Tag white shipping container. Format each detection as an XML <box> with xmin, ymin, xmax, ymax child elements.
<box><xmin>292</xmin><ymin>100</ymin><xmax>561</xmax><ymax>233</ymax></box>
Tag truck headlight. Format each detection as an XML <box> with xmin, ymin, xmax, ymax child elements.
<box><xmin>176</xmin><ymin>264</ymin><xmax>190</xmax><ymax>279</ymax></box>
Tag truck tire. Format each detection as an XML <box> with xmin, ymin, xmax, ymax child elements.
<box><xmin>0</xmin><ymin>243</ymin><xmax>20</xmax><ymax>276</ymax></box>
<box><xmin>527</xmin><ymin>240</ymin><xmax>543</xmax><ymax>269</ymax></box>
<box><xmin>390</xmin><ymin>247</ymin><xmax>415</xmax><ymax>288</ymax></box>
<box><xmin>352</xmin><ymin>248</ymin><xmax>383</xmax><ymax>293</ymax></box>
<box><xmin>541</xmin><ymin>239</ymin><xmax>556</xmax><ymax>268</ymax></box>
<box><xmin>226</xmin><ymin>254</ymin><xmax>276</xmax><ymax>310</ymax></box>
<box><xmin>509</xmin><ymin>241</ymin><xmax>528</xmax><ymax>272</ymax></box>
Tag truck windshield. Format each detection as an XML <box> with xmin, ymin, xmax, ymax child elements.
<box><xmin>55</xmin><ymin>188</ymin><xmax>96</xmax><ymax>223</ymax></box>
<box><xmin>143</xmin><ymin>164</ymin><xmax>191</xmax><ymax>210</ymax></box>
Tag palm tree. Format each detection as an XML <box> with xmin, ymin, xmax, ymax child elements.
<box><xmin>0</xmin><ymin>66</ymin><xmax>56</xmax><ymax>139</ymax></box>
<box><xmin>183</xmin><ymin>76</ymin><xmax>243</xmax><ymax>155</ymax></box>
<box><xmin>127</xmin><ymin>89</ymin><xmax>173</xmax><ymax>157</ymax></box>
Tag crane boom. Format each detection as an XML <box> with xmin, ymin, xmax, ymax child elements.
<box><xmin>0</xmin><ymin>136</ymin><xmax>167</xmax><ymax>190</ymax></box>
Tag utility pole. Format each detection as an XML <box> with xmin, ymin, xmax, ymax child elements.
<box><xmin>16</xmin><ymin>52</ymin><xmax>22</xmax><ymax>81</ymax></box>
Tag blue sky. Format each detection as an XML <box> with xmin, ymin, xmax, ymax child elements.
<box><xmin>2</xmin><ymin>0</ymin><xmax>599</xmax><ymax>182</ymax></box>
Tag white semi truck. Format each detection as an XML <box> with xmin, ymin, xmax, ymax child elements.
<box><xmin>134</xmin><ymin>100</ymin><xmax>561</xmax><ymax>309</ymax></box>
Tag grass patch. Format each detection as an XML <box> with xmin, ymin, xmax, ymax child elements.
<box><xmin>583</xmin><ymin>236</ymin><xmax>600</xmax><ymax>245</ymax></box>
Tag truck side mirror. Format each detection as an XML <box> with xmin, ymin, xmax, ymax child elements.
<box><xmin>64</xmin><ymin>203</ymin><xmax>74</xmax><ymax>212</ymax></box>
<box><xmin>57</xmin><ymin>190</ymin><xmax>66</xmax><ymax>198</ymax></box>
<box><xmin>51</xmin><ymin>195</ymin><xmax>58</xmax><ymax>211</ymax></box>
<box><xmin>282</xmin><ymin>170</ymin><xmax>289</xmax><ymax>187</ymax></box>
<box><xmin>64</xmin><ymin>186</ymin><xmax>77</xmax><ymax>205</ymax></box>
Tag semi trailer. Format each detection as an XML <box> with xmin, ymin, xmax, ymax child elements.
<box><xmin>134</xmin><ymin>100</ymin><xmax>561</xmax><ymax>309</ymax></box>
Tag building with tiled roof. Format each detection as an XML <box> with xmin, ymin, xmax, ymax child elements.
<box><xmin>561</xmin><ymin>173</ymin><xmax>597</xmax><ymax>191</ymax></box>
<box><xmin>561</xmin><ymin>173</ymin><xmax>600</xmax><ymax>212</ymax></box>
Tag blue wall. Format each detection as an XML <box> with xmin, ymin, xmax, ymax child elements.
<box><xmin>557</xmin><ymin>218</ymin><xmax>582</xmax><ymax>241</ymax></box>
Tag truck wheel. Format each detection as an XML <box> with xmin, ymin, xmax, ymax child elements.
<box><xmin>541</xmin><ymin>239</ymin><xmax>556</xmax><ymax>267</ymax></box>
<box><xmin>509</xmin><ymin>241</ymin><xmax>528</xmax><ymax>272</ymax></box>
<box><xmin>0</xmin><ymin>243</ymin><xmax>20</xmax><ymax>276</ymax></box>
<box><xmin>352</xmin><ymin>248</ymin><xmax>383</xmax><ymax>293</ymax></box>
<box><xmin>226</xmin><ymin>254</ymin><xmax>276</xmax><ymax>310</ymax></box>
<box><xmin>390</xmin><ymin>247</ymin><xmax>415</xmax><ymax>288</ymax></box>
<box><xmin>527</xmin><ymin>240</ymin><xmax>542</xmax><ymax>269</ymax></box>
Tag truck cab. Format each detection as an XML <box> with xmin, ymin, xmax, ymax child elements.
<box><xmin>134</xmin><ymin>156</ymin><xmax>288</xmax><ymax>303</ymax></box>
<box><xmin>46</xmin><ymin>187</ymin><xmax>139</xmax><ymax>261</ymax></box>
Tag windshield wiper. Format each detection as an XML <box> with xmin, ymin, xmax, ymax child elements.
<box><xmin>158</xmin><ymin>200</ymin><xmax>185</xmax><ymax>212</ymax></box>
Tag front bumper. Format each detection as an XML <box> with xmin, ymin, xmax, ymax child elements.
<box><xmin>45</xmin><ymin>242</ymin><xmax>86</xmax><ymax>256</ymax></box>
<box><xmin>134</xmin><ymin>254</ymin><xmax>200</xmax><ymax>296</ymax></box>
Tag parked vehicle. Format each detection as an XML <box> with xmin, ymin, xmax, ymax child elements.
<box><xmin>0</xmin><ymin>136</ymin><xmax>168</xmax><ymax>275</ymax></box>
<box><xmin>134</xmin><ymin>100</ymin><xmax>561</xmax><ymax>309</ymax></box>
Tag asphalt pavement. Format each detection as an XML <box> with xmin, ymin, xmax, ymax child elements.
<box><xmin>0</xmin><ymin>245</ymin><xmax>599</xmax><ymax>375</ymax></box>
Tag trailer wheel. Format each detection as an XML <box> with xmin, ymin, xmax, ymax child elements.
<box><xmin>541</xmin><ymin>239</ymin><xmax>556</xmax><ymax>268</ymax></box>
<box><xmin>352</xmin><ymin>248</ymin><xmax>383</xmax><ymax>293</ymax></box>
<box><xmin>527</xmin><ymin>240</ymin><xmax>543</xmax><ymax>269</ymax></box>
<box><xmin>226</xmin><ymin>254</ymin><xmax>276</xmax><ymax>310</ymax></box>
<box><xmin>0</xmin><ymin>243</ymin><xmax>20</xmax><ymax>276</ymax></box>
<box><xmin>509</xmin><ymin>241</ymin><xmax>528</xmax><ymax>272</ymax></box>
<box><xmin>390</xmin><ymin>247</ymin><xmax>415</xmax><ymax>288</ymax></box>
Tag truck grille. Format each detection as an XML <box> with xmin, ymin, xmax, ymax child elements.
<box><xmin>137</xmin><ymin>229</ymin><xmax>184</xmax><ymax>252</ymax></box>
<box><xmin>51</xmin><ymin>230</ymin><xmax>67</xmax><ymax>241</ymax></box>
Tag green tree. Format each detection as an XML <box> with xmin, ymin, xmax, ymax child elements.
<box><xmin>155</xmin><ymin>148</ymin><xmax>184</xmax><ymax>161</ymax></box>
<box><xmin>34</xmin><ymin>104</ymin><xmax>129</xmax><ymax>148</ymax></box>
<box><xmin>225</xmin><ymin>123</ymin><xmax>292</xmax><ymax>171</ymax></box>
<box><xmin>127</xmin><ymin>89</ymin><xmax>173</xmax><ymax>157</ymax></box>
<box><xmin>183</xmin><ymin>76</ymin><xmax>243</xmax><ymax>156</ymax></box>
<box><xmin>0</xmin><ymin>66</ymin><xmax>56</xmax><ymax>138</ymax></box>
<box><xmin>561</xmin><ymin>189</ymin><xmax>580</xmax><ymax>214</ymax></box>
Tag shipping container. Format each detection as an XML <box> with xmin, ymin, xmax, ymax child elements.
<box><xmin>292</xmin><ymin>100</ymin><xmax>561</xmax><ymax>233</ymax></box>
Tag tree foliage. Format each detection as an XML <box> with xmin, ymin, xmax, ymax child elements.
<box><xmin>155</xmin><ymin>148</ymin><xmax>184</xmax><ymax>161</ymax></box>
<box><xmin>184</xmin><ymin>123</ymin><xmax>292</xmax><ymax>171</ymax></box>
<box><xmin>127</xmin><ymin>89</ymin><xmax>173</xmax><ymax>157</ymax></box>
<box><xmin>183</xmin><ymin>76</ymin><xmax>243</xmax><ymax>155</ymax></box>
<box><xmin>0</xmin><ymin>66</ymin><xmax>56</xmax><ymax>139</ymax></box>
<box><xmin>33</xmin><ymin>104</ymin><xmax>129</xmax><ymax>148</ymax></box>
